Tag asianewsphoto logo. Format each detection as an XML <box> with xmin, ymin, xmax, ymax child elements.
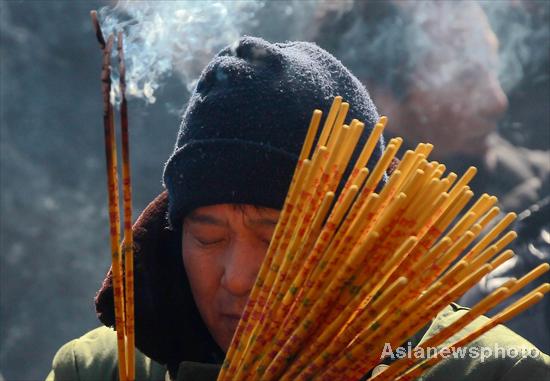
<box><xmin>380</xmin><ymin>342</ymin><xmax>541</xmax><ymax>363</ymax></box>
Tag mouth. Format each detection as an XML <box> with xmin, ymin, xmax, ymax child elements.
<box><xmin>465</xmin><ymin>130</ymin><xmax>492</xmax><ymax>145</ymax></box>
<box><xmin>456</xmin><ymin>119</ymin><xmax>495</xmax><ymax>142</ymax></box>
<box><xmin>475</xmin><ymin>116</ymin><xmax>497</xmax><ymax>132</ymax></box>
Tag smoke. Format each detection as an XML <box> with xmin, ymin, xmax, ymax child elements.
<box><xmin>98</xmin><ymin>0</ymin><xmax>265</xmax><ymax>104</ymax></box>
<box><xmin>319</xmin><ymin>1</ymin><xmax>548</xmax><ymax>96</ymax></box>
<box><xmin>94</xmin><ymin>0</ymin><xmax>548</xmax><ymax>105</ymax></box>
<box><xmin>96</xmin><ymin>0</ymin><xmax>358</xmax><ymax>106</ymax></box>
<box><xmin>482</xmin><ymin>1</ymin><xmax>550</xmax><ymax>93</ymax></box>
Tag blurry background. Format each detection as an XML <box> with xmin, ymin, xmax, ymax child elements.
<box><xmin>1</xmin><ymin>1</ymin><xmax>548</xmax><ymax>379</ymax></box>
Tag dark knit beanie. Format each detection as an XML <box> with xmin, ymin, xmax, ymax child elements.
<box><xmin>163</xmin><ymin>36</ymin><xmax>385</xmax><ymax>227</ymax></box>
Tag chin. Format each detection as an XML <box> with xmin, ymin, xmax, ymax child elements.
<box><xmin>211</xmin><ymin>329</ymin><xmax>231</xmax><ymax>352</ymax></box>
<box><xmin>218</xmin><ymin>322</ymin><xmax>239</xmax><ymax>351</ymax></box>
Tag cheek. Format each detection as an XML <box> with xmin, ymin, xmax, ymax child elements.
<box><xmin>181</xmin><ymin>241</ymin><xmax>224</xmax><ymax>313</ymax></box>
<box><xmin>409</xmin><ymin>90</ymin><xmax>466</xmax><ymax>139</ymax></box>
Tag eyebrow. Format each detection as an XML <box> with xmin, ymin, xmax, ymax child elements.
<box><xmin>185</xmin><ymin>212</ymin><xmax>279</xmax><ymax>228</ymax></box>
<box><xmin>186</xmin><ymin>213</ymin><xmax>228</xmax><ymax>227</ymax></box>
<box><xmin>245</xmin><ymin>217</ymin><xmax>279</xmax><ymax>228</ymax></box>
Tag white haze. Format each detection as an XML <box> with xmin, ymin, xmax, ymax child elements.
<box><xmin>97</xmin><ymin>0</ymin><xmax>547</xmax><ymax>107</ymax></box>
<box><xmin>98</xmin><ymin>0</ymin><xmax>265</xmax><ymax>104</ymax></box>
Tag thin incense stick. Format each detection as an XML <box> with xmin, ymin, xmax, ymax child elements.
<box><xmin>117</xmin><ymin>31</ymin><xmax>135</xmax><ymax>381</ymax></box>
<box><xmin>394</xmin><ymin>286</ymin><xmax>549</xmax><ymax>381</ymax></box>
<box><xmin>90</xmin><ymin>11</ymin><xmax>127</xmax><ymax>381</ymax></box>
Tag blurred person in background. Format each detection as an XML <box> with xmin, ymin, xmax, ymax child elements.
<box><xmin>314</xmin><ymin>0</ymin><xmax>549</xmax><ymax>353</ymax></box>
<box><xmin>315</xmin><ymin>0</ymin><xmax>548</xmax><ymax>212</ymax></box>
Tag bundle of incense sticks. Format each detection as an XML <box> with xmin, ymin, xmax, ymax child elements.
<box><xmin>91</xmin><ymin>11</ymin><xmax>135</xmax><ymax>381</ymax></box>
<box><xmin>217</xmin><ymin>96</ymin><xmax>549</xmax><ymax>381</ymax></box>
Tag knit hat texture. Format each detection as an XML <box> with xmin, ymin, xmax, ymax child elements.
<box><xmin>163</xmin><ymin>36</ymin><xmax>384</xmax><ymax>226</ymax></box>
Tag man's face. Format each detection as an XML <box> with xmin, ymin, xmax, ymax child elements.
<box><xmin>384</xmin><ymin>3</ymin><xmax>508</xmax><ymax>158</ymax></box>
<box><xmin>182</xmin><ymin>204</ymin><xmax>280</xmax><ymax>351</ymax></box>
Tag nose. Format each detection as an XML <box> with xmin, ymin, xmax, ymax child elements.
<box><xmin>479</xmin><ymin>74</ymin><xmax>508</xmax><ymax>119</ymax></box>
<box><xmin>221</xmin><ymin>239</ymin><xmax>264</xmax><ymax>297</ymax></box>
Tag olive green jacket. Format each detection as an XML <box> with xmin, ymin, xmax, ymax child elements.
<box><xmin>47</xmin><ymin>304</ymin><xmax>550</xmax><ymax>381</ymax></box>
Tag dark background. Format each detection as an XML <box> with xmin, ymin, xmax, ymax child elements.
<box><xmin>1</xmin><ymin>1</ymin><xmax>548</xmax><ymax>380</ymax></box>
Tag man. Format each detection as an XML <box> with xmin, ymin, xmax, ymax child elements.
<box><xmin>314</xmin><ymin>0</ymin><xmax>548</xmax><ymax>213</ymax></box>
<box><xmin>313</xmin><ymin>0</ymin><xmax>550</xmax><ymax>353</ymax></box>
<box><xmin>47</xmin><ymin>37</ymin><xmax>549</xmax><ymax>381</ymax></box>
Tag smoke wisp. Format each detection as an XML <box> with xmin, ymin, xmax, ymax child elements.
<box><xmin>98</xmin><ymin>0</ymin><xmax>265</xmax><ymax>104</ymax></box>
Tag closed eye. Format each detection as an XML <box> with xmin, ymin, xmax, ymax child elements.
<box><xmin>195</xmin><ymin>237</ymin><xmax>226</xmax><ymax>246</ymax></box>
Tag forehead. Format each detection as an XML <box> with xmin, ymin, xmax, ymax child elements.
<box><xmin>408</xmin><ymin>2</ymin><xmax>498</xmax><ymax>84</ymax></box>
<box><xmin>423</xmin><ymin>4</ymin><xmax>496</xmax><ymax>52</ymax></box>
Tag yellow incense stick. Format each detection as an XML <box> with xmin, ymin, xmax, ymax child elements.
<box><xmin>117</xmin><ymin>32</ymin><xmax>135</xmax><ymax>381</ymax></box>
<box><xmin>369</xmin><ymin>287</ymin><xmax>512</xmax><ymax>381</ymax></box>
<box><xmin>317</xmin><ymin>96</ymin><xmax>342</xmax><ymax>147</ymax></box>
<box><xmin>395</xmin><ymin>288</ymin><xmax>548</xmax><ymax>381</ymax></box>
<box><xmin>299</xmin><ymin>109</ymin><xmax>322</xmax><ymax>162</ymax></box>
